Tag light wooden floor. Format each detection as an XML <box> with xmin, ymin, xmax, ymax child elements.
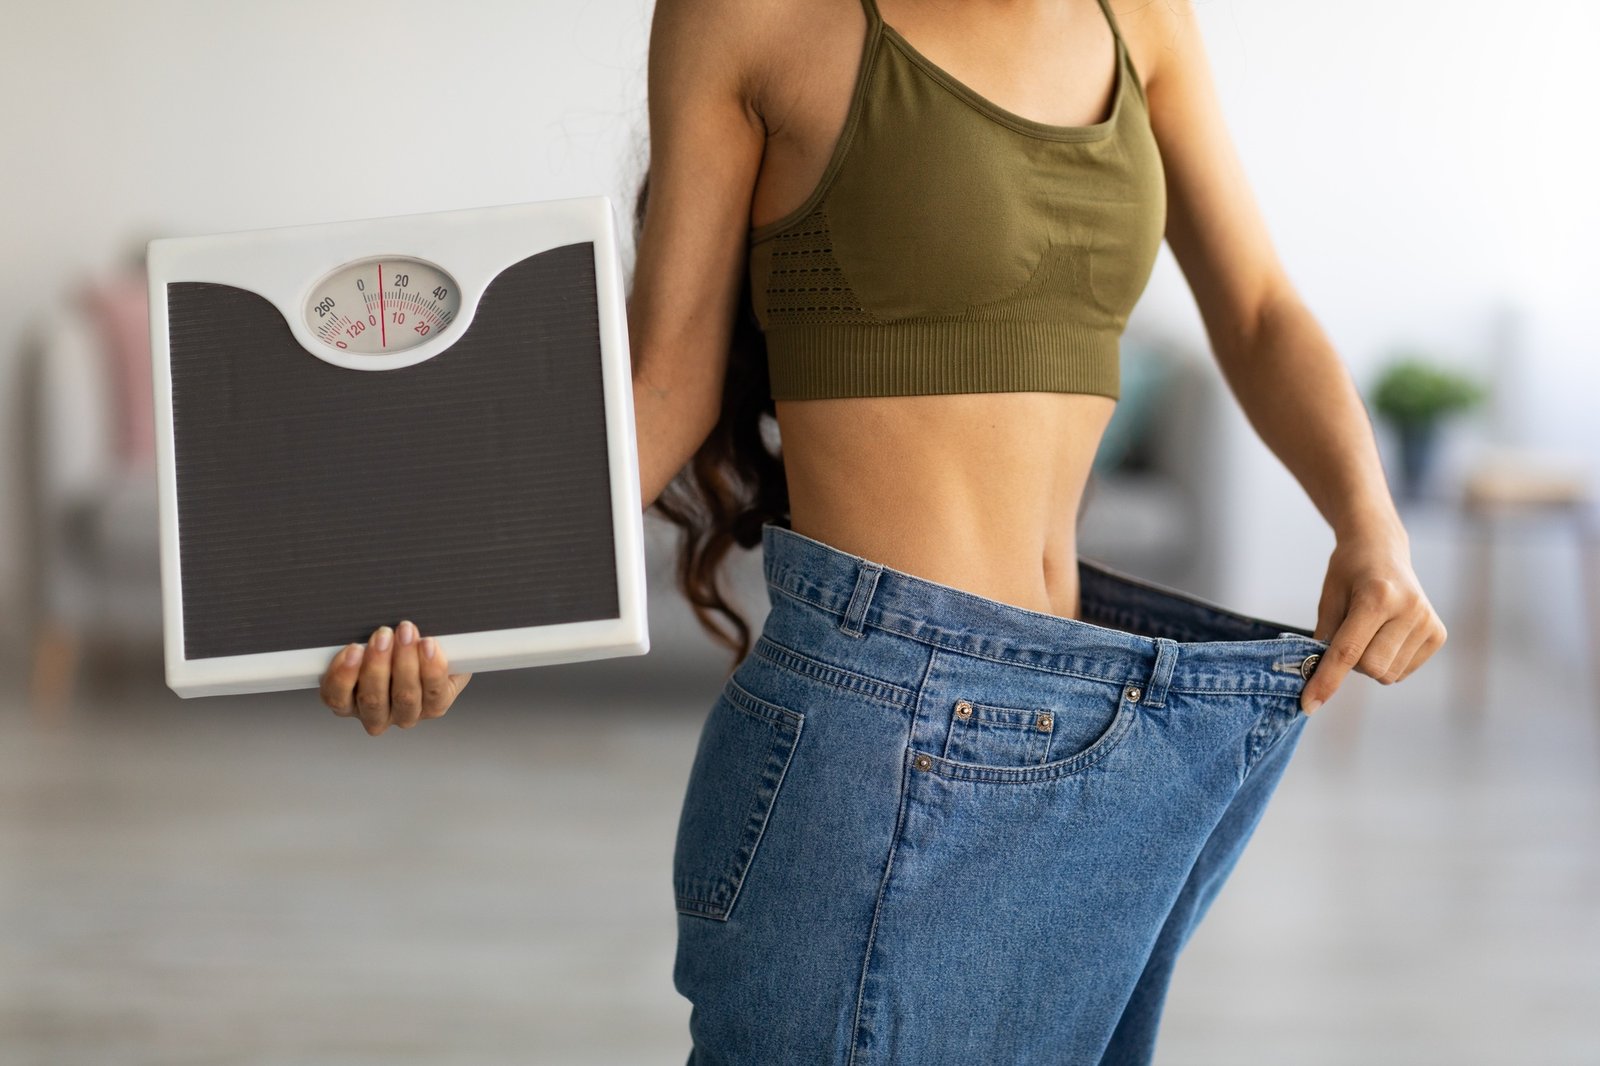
<box><xmin>2</xmin><ymin>634</ymin><xmax>1597</xmax><ymax>1066</ymax></box>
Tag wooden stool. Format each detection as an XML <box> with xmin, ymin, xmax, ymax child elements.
<box><xmin>1452</xmin><ymin>448</ymin><xmax>1599</xmax><ymax>716</ymax></box>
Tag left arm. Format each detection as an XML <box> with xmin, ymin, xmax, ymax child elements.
<box><xmin>1122</xmin><ymin>0</ymin><xmax>1446</xmax><ymax>710</ymax></box>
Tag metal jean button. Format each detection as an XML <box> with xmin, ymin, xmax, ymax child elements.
<box><xmin>1300</xmin><ymin>653</ymin><xmax>1321</xmax><ymax>681</ymax></box>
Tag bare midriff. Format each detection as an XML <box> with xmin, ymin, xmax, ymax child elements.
<box><xmin>774</xmin><ymin>392</ymin><xmax>1114</xmax><ymax>622</ymax></box>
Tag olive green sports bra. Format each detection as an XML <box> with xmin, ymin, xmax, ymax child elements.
<box><xmin>747</xmin><ymin>0</ymin><xmax>1166</xmax><ymax>401</ymax></box>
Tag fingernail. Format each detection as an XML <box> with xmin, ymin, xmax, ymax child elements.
<box><xmin>422</xmin><ymin>637</ymin><xmax>437</xmax><ymax>660</ymax></box>
<box><xmin>374</xmin><ymin>627</ymin><xmax>392</xmax><ymax>651</ymax></box>
<box><xmin>398</xmin><ymin>621</ymin><xmax>416</xmax><ymax>645</ymax></box>
<box><xmin>1304</xmin><ymin>697</ymin><xmax>1323</xmax><ymax>714</ymax></box>
<box><xmin>344</xmin><ymin>644</ymin><xmax>363</xmax><ymax>666</ymax></box>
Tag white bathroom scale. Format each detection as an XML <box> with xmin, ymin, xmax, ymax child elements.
<box><xmin>145</xmin><ymin>196</ymin><xmax>649</xmax><ymax>698</ymax></box>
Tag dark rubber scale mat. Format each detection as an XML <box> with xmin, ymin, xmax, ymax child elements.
<box><xmin>165</xmin><ymin>241</ymin><xmax>618</xmax><ymax>661</ymax></box>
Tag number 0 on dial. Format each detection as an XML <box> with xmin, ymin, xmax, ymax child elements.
<box><xmin>304</xmin><ymin>256</ymin><xmax>462</xmax><ymax>354</ymax></box>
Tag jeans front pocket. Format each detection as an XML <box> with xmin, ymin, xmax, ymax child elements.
<box><xmin>672</xmin><ymin>676</ymin><xmax>805</xmax><ymax>921</ymax></box>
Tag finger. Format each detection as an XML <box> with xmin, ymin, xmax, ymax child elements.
<box><xmin>442</xmin><ymin>671</ymin><xmax>474</xmax><ymax>711</ymax></box>
<box><xmin>389</xmin><ymin>621</ymin><xmax>424</xmax><ymax>729</ymax></box>
<box><xmin>1361</xmin><ymin>613</ymin><xmax>1418</xmax><ymax>685</ymax></box>
<box><xmin>418</xmin><ymin>636</ymin><xmax>464</xmax><ymax>719</ymax></box>
<box><xmin>1303</xmin><ymin>594</ymin><xmax>1391</xmax><ymax>713</ymax></box>
<box><xmin>1393</xmin><ymin>617</ymin><xmax>1448</xmax><ymax>683</ymax></box>
<box><xmin>321</xmin><ymin>643</ymin><xmax>365</xmax><ymax>717</ymax></box>
<box><xmin>355</xmin><ymin>625</ymin><xmax>394</xmax><ymax>735</ymax></box>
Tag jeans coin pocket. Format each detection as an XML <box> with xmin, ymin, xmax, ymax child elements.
<box><xmin>672</xmin><ymin>678</ymin><xmax>804</xmax><ymax>921</ymax></box>
<box><xmin>918</xmin><ymin>679</ymin><xmax>1135</xmax><ymax>783</ymax></box>
<box><xmin>942</xmin><ymin>698</ymin><xmax>1056</xmax><ymax>766</ymax></box>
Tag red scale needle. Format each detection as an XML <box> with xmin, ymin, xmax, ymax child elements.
<box><xmin>378</xmin><ymin>264</ymin><xmax>387</xmax><ymax>348</ymax></box>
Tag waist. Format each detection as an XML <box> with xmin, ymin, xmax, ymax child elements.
<box><xmin>760</xmin><ymin>521</ymin><xmax>1327</xmax><ymax>697</ymax></box>
<box><xmin>775</xmin><ymin>391</ymin><xmax>1113</xmax><ymax>619</ymax></box>
<box><xmin>783</xmin><ymin>511</ymin><xmax>1086</xmax><ymax>621</ymax></box>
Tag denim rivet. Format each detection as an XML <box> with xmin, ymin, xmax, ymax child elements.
<box><xmin>955</xmin><ymin>700</ymin><xmax>973</xmax><ymax>718</ymax></box>
<box><xmin>914</xmin><ymin>754</ymin><xmax>932</xmax><ymax>771</ymax></box>
<box><xmin>1124</xmin><ymin>685</ymin><xmax>1142</xmax><ymax>703</ymax></box>
<box><xmin>1036</xmin><ymin>713</ymin><xmax>1053</xmax><ymax>731</ymax></box>
<box><xmin>1299</xmin><ymin>653</ymin><xmax>1321</xmax><ymax>681</ymax></box>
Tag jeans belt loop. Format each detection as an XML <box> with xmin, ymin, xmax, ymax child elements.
<box><xmin>1140</xmin><ymin>636</ymin><xmax>1179</xmax><ymax>709</ymax></box>
<box><xmin>839</xmin><ymin>560</ymin><xmax>883</xmax><ymax>638</ymax></box>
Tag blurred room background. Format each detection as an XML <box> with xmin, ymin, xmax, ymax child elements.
<box><xmin>3</xmin><ymin>1</ymin><xmax>1598</xmax><ymax>1063</ymax></box>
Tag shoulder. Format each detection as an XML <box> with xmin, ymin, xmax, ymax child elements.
<box><xmin>649</xmin><ymin>0</ymin><xmax>807</xmax><ymax>114</ymax></box>
<box><xmin>1105</xmin><ymin>0</ymin><xmax>1202</xmax><ymax>100</ymax></box>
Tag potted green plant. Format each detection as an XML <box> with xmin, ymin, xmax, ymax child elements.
<box><xmin>1370</xmin><ymin>351</ymin><xmax>1488</xmax><ymax>500</ymax></box>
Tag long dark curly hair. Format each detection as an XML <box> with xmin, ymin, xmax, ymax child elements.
<box><xmin>627</xmin><ymin>166</ymin><xmax>789</xmax><ymax>676</ymax></box>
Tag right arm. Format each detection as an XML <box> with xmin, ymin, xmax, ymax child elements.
<box><xmin>630</xmin><ymin>0</ymin><xmax>770</xmax><ymax>510</ymax></box>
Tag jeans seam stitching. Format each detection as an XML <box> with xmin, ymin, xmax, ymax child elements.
<box><xmin>724</xmin><ymin>674</ymin><xmax>807</xmax><ymax>729</ymax></box>
<box><xmin>769</xmin><ymin>584</ymin><xmax>1133</xmax><ymax>688</ymax></box>
<box><xmin>700</xmin><ymin>681</ymin><xmax>806</xmax><ymax>921</ymax></box>
<box><xmin>1242</xmin><ymin>705</ymin><xmax>1304</xmax><ymax>781</ymax></box>
<box><xmin>847</xmin><ymin>651</ymin><xmax>932</xmax><ymax>1066</ymax></box>
<box><xmin>752</xmin><ymin>635</ymin><xmax>915</xmax><ymax>710</ymax></box>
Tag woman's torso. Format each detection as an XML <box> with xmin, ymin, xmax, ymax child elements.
<box><xmin>746</xmin><ymin>0</ymin><xmax>1155</xmax><ymax>621</ymax></box>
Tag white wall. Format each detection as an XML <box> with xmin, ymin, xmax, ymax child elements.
<box><xmin>2</xmin><ymin>1</ymin><xmax>1596</xmax><ymax>662</ymax></box>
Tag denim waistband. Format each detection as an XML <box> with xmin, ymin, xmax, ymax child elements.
<box><xmin>761</xmin><ymin>521</ymin><xmax>1328</xmax><ymax>700</ymax></box>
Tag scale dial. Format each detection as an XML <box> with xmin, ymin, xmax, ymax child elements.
<box><xmin>304</xmin><ymin>256</ymin><xmax>461</xmax><ymax>354</ymax></box>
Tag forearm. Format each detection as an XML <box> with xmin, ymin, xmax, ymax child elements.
<box><xmin>632</xmin><ymin>367</ymin><xmax>715</xmax><ymax>513</ymax></box>
<box><xmin>1215</xmin><ymin>290</ymin><xmax>1405</xmax><ymax>543</ymax></box>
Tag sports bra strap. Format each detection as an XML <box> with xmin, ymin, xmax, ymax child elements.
<box><xmin>1093</xmin><ymin>0</ymin><xmax>1128</xmax><ymax>50</ymax></box>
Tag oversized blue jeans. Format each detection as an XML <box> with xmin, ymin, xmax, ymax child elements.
<box><xmin>672</xmin><ymin>521</ymin><xmax>1328</xmax><ymax>1065</ymax></box>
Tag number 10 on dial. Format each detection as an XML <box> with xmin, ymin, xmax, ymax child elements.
<box><xmin>304</xmin><ymin>256</ymin><xmax>463</xmax><ymax>355</ymax></box>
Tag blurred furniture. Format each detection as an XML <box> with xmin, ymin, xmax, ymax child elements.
<box><xmin>1077</xmin><ymin>332</ymin><xmax>1231</xmax><ymax>593</ymax></box>
<box><xmin>17</xmin><ymin>267</ymin><xmax>162</xmax><ymax>720</ymax></box>
<box><xmin>1450</xmin><ymin>446</ymin><xmax>1600</xmax><ymax>715</ymax></box>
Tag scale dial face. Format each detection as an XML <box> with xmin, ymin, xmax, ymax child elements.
<box><xmin>304</xmin><ymin>256</ymin><xmax>461</xmax><ymax>354</ymax></box>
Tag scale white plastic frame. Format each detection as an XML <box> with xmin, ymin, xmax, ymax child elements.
<box><xmin>146</xmin><ymin>196</ymin><xmax>649</xmax><ymax>698</ymax></box>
